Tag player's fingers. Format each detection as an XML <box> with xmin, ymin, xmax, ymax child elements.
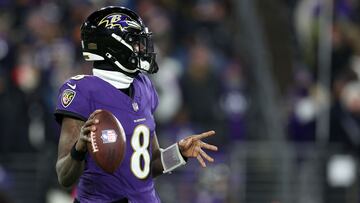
<box><xmin>194</xmin><ymin>130</ymin><xmax>215</xmax><ymax>140</ymax></box>
<box><xmin>79</xmin><ymin>134</ymin><xmax>92</xmax><ymax>142</ymax></box>
<box><xmin>184</xmin><ymin>138</ymin><xmax>193</xmax><ymax>149</ymax></box>
<box><xmin>82</xmin><ymin>125</ymin><xmax>97</xmax><ymax>135</ymax></box>
<box><xmin>178</xmin><ymin>139</ymin><xmax>185</xmax><ymax>148</ymax></box>
<box><xmin>79</xmin><ymin>127</ymin><xmax>92</xmax><ymax>142</ymax></box>
<box><xmin>179</xmin><ymin>138</ymin><xmax>193</xmax><ymax>150</ymax></box>
<box><xmin>84</xmin><ymin>125</ymin><xmax>96</xmax><ymax>132</ymax></box>
<box><xmin>196</xmin><ymin>155</ymin><xmax>206</xmax><ymax>168</ymax></box>
<box><xmin>199</xmin><ymin>149</ymin><xmax>214</xmax><ymax>163</ymax></box>
<box><xmin>201</xmin><ymin>142</ymin><xmax>218</xmax><ymax>151</ymax></box>
<box><xmin>83</xmin><ymin>118</ymin><xmax>99</xmax><ymax>127</ymax></box>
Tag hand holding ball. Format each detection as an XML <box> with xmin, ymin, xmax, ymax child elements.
<box><xmin>87</xmin><ymin>110</ymin><xmax>126</xmax><ymax>173</ymax></box>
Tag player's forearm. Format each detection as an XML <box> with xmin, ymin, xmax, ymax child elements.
<box><xmin>56</xmin><ymin>154</ymin><xmax>85</xmax><ymax>187</ymax></box>
<box><xmin>151</xmin><ymin>150</ymin><xmax>164</xmax><ymax>178</ymax></box>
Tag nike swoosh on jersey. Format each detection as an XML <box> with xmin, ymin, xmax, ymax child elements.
<box><xmin>66</xmin><ymin>83</ymin><xmax>77</xmax><ymax>89</ymax></box>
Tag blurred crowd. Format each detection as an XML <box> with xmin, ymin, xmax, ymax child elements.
<box><xmin>288</xmin><ymin>0</ymin><xmax>360</xmax><ymax>154</ymax></box>
<box><xmin>0</xmin><ymin>0</ymin><xmax>359</xmax><ymax>202</ymax></box>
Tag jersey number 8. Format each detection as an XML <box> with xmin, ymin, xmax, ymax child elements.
<box><xmin>130</xmin><ymin>125</ymin><xmax>151</xmax><ymax>179</ymax></box>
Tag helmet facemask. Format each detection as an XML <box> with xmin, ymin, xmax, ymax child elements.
<box><xmin>121</xmin><ymin>28</ymin><xmax>158</xmax><ymax>74</ymax></box>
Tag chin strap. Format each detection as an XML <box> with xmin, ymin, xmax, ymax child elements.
<box><xmin>93</xmin><ymin>68</ymin><xmax>134</xmax><ymax>89</ymax></box>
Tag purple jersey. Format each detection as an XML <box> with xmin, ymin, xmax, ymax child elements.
<box><xmin>55</xmin><ymin>74</ymin><xmax>160</xmax><ymax>203</ymax></box>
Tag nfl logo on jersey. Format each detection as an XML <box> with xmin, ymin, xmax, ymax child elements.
<box><xmin>101</xmin><ymin>130</ymin><xmax>118</xmax><ymax>144</ymax></box>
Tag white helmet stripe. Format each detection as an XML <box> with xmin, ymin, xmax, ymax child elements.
<box><xmin>83</xmin><ymin>52</ymin><xmax>105</xmax><ymax>61</ymax></box>
<box><xmin>111</xmin><ymin>33</ymin><xmax>133</xmax><ymax>51</ymax></box>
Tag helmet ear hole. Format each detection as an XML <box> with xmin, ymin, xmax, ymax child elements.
<box><xmin>124</xmin><ymin>33</ymin><xmax>135</xmax><ymax>44</ymax></box>
<box><xmin>128</xmin><ymin>36</ymin><xmax>134</xmax><ymax>43</ymax></box>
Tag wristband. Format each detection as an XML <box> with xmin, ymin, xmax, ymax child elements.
<box><xmin>70</xmin><ymin>141</ymin><xmax>86</xmax><ymax>161</ymax></box>
<box><xmin>160</xmin><ymin>143</ymin><xmax>187</xmax><ymax>174</ymax></box>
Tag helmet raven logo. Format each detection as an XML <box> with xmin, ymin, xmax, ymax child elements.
<box><xmin>98</xmin><ymin>14</ymin><xmax>141</xmax><ymax>31</ymax></box>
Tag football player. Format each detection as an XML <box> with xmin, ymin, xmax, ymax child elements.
<box><xmin>55</xmin><ymin>6</ymin><xmax>218</xmax><ymax>203</ymax></box>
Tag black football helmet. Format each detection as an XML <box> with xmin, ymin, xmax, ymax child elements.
<box><xmin>80</xmin><ymin>6</ymin><xmax>158</xmax><ymax>76</ymax></box>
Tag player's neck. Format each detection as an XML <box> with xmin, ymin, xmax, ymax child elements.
<box><xmin>93</xmin><ymin>68</ymin><xmax>134</xmax><ymax>89</ymax></box>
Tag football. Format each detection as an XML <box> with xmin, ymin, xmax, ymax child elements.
<box><xmin>87</xmin><ymin>110</ymin><xmax>126</xmax><ymax>173</ymax></box>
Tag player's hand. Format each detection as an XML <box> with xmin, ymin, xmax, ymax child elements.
<box><xmin>75</xmin><ymin>110</ymin><xmax>102</xmax><ymax>152</ymax></box>
<box><xmin>178</xmin><ymin>130</ymin><xmax>218</xmax><ymax>168</ymax></box>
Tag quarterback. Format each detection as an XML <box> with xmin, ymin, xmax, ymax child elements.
<box><xmin>54</xmin><ymin>6</ymin><xmax>218</xmax><ymax>203</ymax></box>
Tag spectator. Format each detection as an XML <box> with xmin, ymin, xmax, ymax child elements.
<box><xmin>180</xmin><ymin>42</ymin><xmax>225</xmax><ymax>145</ymax></box>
